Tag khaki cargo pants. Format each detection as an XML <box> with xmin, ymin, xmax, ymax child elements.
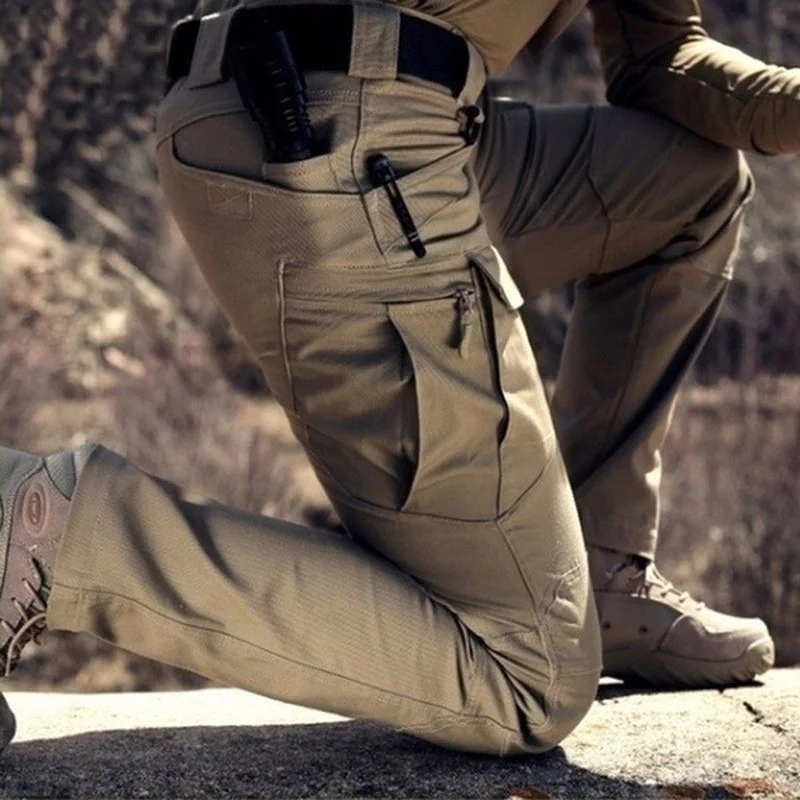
<box><xmin>48</xmin><ymin>0</ymin><xmax>750</xmax><ymax>755</ymax></box>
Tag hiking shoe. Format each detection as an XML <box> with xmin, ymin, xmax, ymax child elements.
<box><xmin>0</xmin><ymin>444</ymin><xmax>95</xmax><ymax>680</ymax></box>
<box><xmin>0</xmin><ymin>693</ymin><xmax>15</xmax><ymax>756</ymax></box>
<box><xmin>589</xmin><ymin>546</ymin><xmax>775</xmax><ymax>688</ymax></box>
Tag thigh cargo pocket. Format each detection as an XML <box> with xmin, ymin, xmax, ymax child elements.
<box><xmin>391</xmin><ymin>246</ymin><xmax>556</xmax><ymax>518</ymax></box>
<box><xmin>280</xmin><ymin>249</ymin><xmax>556</xmax><ymax>522</ymax></box>
<box><xmin>279</xmin><ymin>258</ymin><xmax>478</xmax><ymax>513</ymax></box>
<box><xmin>387</xmin><ymin>285</ymin><xmax>503</xmax><ymax>519</ymax></box>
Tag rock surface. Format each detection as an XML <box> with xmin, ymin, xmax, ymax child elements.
<box><xmin>1</xmin><ymin>670</ymin><xmax>798</xmax><ymax>798</ymax></box>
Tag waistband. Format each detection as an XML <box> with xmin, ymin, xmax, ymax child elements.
<box><xmin>167</xmin><ymin>0</ymin><xmax>487</xmax><ymax>106</ymax></box>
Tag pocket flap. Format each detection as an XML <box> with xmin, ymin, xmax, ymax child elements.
<box><xmin>469</xmin><ymin>246</ymin><xmax>524</xmax><ymax>311</ymax></box>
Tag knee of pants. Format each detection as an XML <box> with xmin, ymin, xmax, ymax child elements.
<box><xmin>707</xmin><ymin>144</ymin><xmax>754</xmax><ymax>209</ymax></box>
<box><xmin>411</xmin><ymin>666</ymin><xmax>600</xmax><ymax>757</ymax></box>
<box><xmin>688</xmin><ymin>145</ymin><xmax>755</xmax><ymax>277</ymax></box>
<box><xmin>503</xmin><ymin>668</ymin><xmax>601</xmax><ymax>756</ymax></box>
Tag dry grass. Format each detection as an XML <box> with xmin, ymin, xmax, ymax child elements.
<box><xmin>1</xmin><ymin>188</ymin><xmax>333</xmax><ymax>691</ymax></box>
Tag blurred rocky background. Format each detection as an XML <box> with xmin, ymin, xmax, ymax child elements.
<box><xmin>0</xmin><ymin>0</ymin><xmax>799</xmax><ymax>690</ymax></box>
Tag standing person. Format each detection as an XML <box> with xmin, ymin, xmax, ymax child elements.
<box><xmin>0</xmin><ymin>0</ymin><xmax>793</xmax><ymax>759</ymax></box>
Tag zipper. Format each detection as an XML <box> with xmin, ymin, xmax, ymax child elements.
<box><xmin>456</xmin><ymin>288</ymin><xmax>477</xmax><ymax>359</ymax></box>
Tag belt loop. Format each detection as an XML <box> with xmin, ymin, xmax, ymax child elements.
<box><xmin>185</xmin><ymin>6</ymin><xmax>240</xmax><ymax>90</ymax></box>
<box><xmin>348</xmin><ymin>0</ymin><xmax>400</xmax><ymax>81</ymax></box>
<box><xmin>457</xmin><ymin>37</ymin><xmax>487</xmax><ymax>107</ymax></box>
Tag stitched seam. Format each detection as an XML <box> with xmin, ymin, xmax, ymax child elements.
<box><xmin>382</xmin><ymin>181</ymin><xmax>471</xmax><ymax>253</ymax></box>
<box><xmin>58</xmin><ymin>587</ymin><xmax>521</xmax><ymax>731</ymax></box>
<box><xmin>539</xmin><ymin>560</ymin><xmax>597</xmax><ymax>722</ymax></box>
<box><xmin>662</xmin><ymin>64</ymin><xmax>761</xmax><ymax>105</ymax></box>
<box><xmin>585</xmin><ymin>108</ymin><xmax>613</xmax><ymax>272</ymax></box>
<box><xmin>277</xmin><ymin>260</ymin><xmax>298</xmax><ymax>416</ymax></box>
<box><xmin>541</xmin><ymin>560</ymin><xmax>584</xmax><ymax>673</ymax></box>
<box><xmin>463</xmin><ymin>649</ymin><xmax>485</xmax><ymax>718</ymax></box>
<box><xmin>72</xmin><ymin>452</ymin><xmax>120</xmax><ymax>583</ymax></box>
<box><xmin>587</xmin><ymin>270</ymin><xmax>660</xmax><ymax>473</ymax></box>
<box><xmin>494</xmin><ymin>511</ymin><xmax>560</xmax><ymax>734</ymax></box>
<box><xmin>491</xmin><ymin>506</ymin><xmax>560</xmax><ymax>732</ymax></box>
<box><xmin>500</xmin><ymin>102</ymin><xmax>536</xmax><ymax>239</ymax></box>
<box><xmin>575</xmin><ymin>264</ymin><xmax>661</xmax><ymax>489</ymax></box>
<box><xmin>159</xmin><ymin>90</ymin><xmax>362</xmax><ymax>146</ymax></box>
<box><xmin>493</xmin><ymin>518</ymin><xmax>540</xmax><ymax>618</ymax></box>
<box><xmin>280</xmin><ymin>295</ymin><xmax>462</xmax><ymax>311</ymax></box>
<box><xmin>558</xmin><ymin>133</ymin><xmax>734</xmax><ymax>483</ymax></box>
<box><xmin>616</xmin><ymin>2</ymin><xmax>636</xmax><ymax>62</ymax></box>
<box><xmin>331</xmin><ymin>476</ymin><xmax>539</xmax><ymax>524</ymax></box>
<box><xmin>352</xmin><ymin>80</ymin><xmax>386</xmax><ymax>256</ymax></box>
<box><xmin>157</xmin><ymin>98</ymin><xmax>243</xmax><ymax>145</ymax></box>
<box><xmin>472</xmin><ymin>269</ymin><xmax>504</xmax><ymax>517</ymax></box>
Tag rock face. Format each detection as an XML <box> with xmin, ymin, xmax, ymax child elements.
<box><xmin>1</xmin><ymin>670</ymin><xmax>798</xmax><ymax>798</ymax></box>
<box><xmin>0</xmin><ymin>0</ymin><xmax>271</xmax><ymax>391</ymax></box>
<box><xmin>0</xmin><ymin>0</ymin><xmax>193</xmax><ymax>248</ymax></box>
<box><xmin>1</xmin><ymin>185</ymin><xmax>199</xmax><ymax>401</ymax></box>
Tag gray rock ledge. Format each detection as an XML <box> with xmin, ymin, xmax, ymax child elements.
<box><xmin>1</xmin><ymin>669</ymin><xmax>797</xmax><ymax>798</ymax></box>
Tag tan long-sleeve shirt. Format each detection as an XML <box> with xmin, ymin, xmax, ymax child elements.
<box><xmin>589</xmin><ymin>0</ymin><xmax>800</xmax><ymax>155</ymax></box>
<box><xmin>196</xmin><ymin>0</ymin><xmax>800</xmax><ymax>155</ymax></box>
<box><xmin>393</xmin><ymin>0</ymin><xmax>800</xmax><ymax>155</ymax></box>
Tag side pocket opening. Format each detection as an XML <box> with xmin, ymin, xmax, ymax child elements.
<box><xmin>387</xmin><ymin>290</ymin><xmax>505</xmax><ymax>521</ymax></box>
<box><xmin>468</xmin><ymin>246</ymin><xmax>557</xmax><ymax>512</ymax></box>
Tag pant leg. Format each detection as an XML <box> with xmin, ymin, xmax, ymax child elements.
<box><xmin>46</xmin><ymin>6</ymin><xmax>601</xmax><ymax>756</ymax></box>
<box><xmin>475</xmin><ymin>101</ymin><xmax>753</xmax><ymax>558</ymax></box>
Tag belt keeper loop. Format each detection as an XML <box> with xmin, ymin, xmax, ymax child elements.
<box><xmin>349</xmin><ymin>1</ymin><xmax>400</xmax><ymax>80</ymax></box>
<box><xmin>164</xmin><ymin>16</ymin><xmax>199</xmax><ymax>93</ymax></box>
<box><xmin>185</xmin><ymin>7</ymin><xmax>240</xmax><ymax>90</ymax></box>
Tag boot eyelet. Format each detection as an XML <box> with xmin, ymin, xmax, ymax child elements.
<box><xmin>639</xmin><ymin>625</ymin><xmax>649</xmax><ymax>635</ymax></box>
<box><xmin>602</xmin><ymin>621</ymin><xmax>612</xmax><ymax>630</ymax></box>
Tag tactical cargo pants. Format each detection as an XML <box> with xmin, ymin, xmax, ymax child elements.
<box><xmin>47</xmin><ymin>0</ymin><xmax>750</xmax><ymax>756</ymax></box>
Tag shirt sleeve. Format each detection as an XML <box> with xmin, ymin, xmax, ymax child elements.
<box><xmin>589</xmin><ymin>0</ymin><xmax>800</xmax><ymax>155</ymax></box>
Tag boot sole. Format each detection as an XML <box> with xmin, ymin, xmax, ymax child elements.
<box><xmin>603</xmin><ymin>635</ymin><xmax>775</xmax><ymax>688</ymax></box>
<box><xmin>0</xmin><ymin>693</ymin><xmax>15</xmax><ymax>756</ymax></box>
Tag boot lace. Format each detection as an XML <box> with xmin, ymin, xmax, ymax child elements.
<box><xmin>1</xmin><ymin>578</ymin><xmax>48</xmax><ymax>678</ymax></box>
<box><xmin>619</xmin><ymin>559</ymin><xmax>705</xmax><ymax>611</ymax></box>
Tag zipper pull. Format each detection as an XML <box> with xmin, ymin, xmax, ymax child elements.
<box><xmin>456</xmin><ymin>289</ymin><xmax>476</xmax><ymax>358</ymax></box>
<box><xmin>366</xmin><ymin>153</ymin><xmax>427</xmax><ymax>259</ymax></box>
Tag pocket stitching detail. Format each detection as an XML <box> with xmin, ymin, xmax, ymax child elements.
<box><xmin>206</xmin><ymin>182</ymin><xmax>253</xmax><ymax>219</ymax></box>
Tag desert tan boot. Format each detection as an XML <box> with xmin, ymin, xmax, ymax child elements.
<box><xmin>0</xmin><ymin>443</ymin><xmax>96</xmax><ymax>758</ymax></box>
<box><xmin>589</xmin><ymin>546</ymin><xmax>775</xmax><ymax>688</ymax></box>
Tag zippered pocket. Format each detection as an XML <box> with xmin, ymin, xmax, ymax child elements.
<box><xmin>387</xmin><ymin>285</ymin><xmax>506</xmax><ymax>518</ymax></box>
<box><xmin>277</xmin><ymin>272</ymin><xmax>486</xmax><ymax>513</ymax></box>
<box><xmin>276</xmin><ymin>250</ymin><xmax>553</xmax><ymax>521</ymax></box>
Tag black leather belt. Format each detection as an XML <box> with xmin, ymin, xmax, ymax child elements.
<box><xmin>167</xmin><ymin>4</ymin><xmax>469</xmax><ymax>97</ymax></box>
